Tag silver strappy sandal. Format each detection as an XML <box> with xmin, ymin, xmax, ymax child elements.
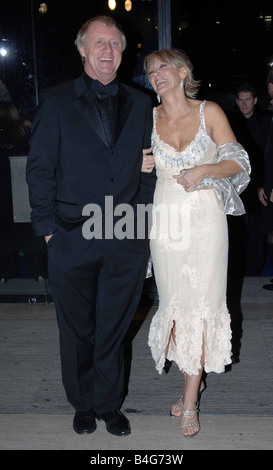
<box><xmin>170</xmin><ymin>395</ymin><xmax>183</xmax><ymax>417</ymax></box>
<box><xmin>180</xmin><ymin>409</ymin><xmax>200</xmax><ymax>438</ymax></box>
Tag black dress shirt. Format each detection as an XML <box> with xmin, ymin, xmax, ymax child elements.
<box><xmin>83</xmin><ymin>72</ymin><xmax>118</xmax><ymax>148</ymax></box>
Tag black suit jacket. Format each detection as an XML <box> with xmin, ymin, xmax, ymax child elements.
<box><xmin>26</xmin><ymin>74</ymin><xmax>155</xmax><ymax>238</ymax></box>
<box><xmin>263</xmin><ymin>115</ymin><xmax>273</xmax><ymax>197</ymax></box>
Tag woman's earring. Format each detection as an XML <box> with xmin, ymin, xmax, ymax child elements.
<box><xmin>180</xmin><ymin>79</ymin><xmax>184</xmax><ymax>90</ymax></box>
<box><xmin>157</xmin><ymin>94</ymin><xmax>161</xmax><ymax>103</ymax></box>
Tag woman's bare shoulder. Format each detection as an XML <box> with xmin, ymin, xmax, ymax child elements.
<box><xmin>204</xmin><ymin>101</ymin><xmax>236</xmax><ymax>143</ymax></box>
<box><xmin>204</xmin><ymin>100</ymin><xmax>224</xmax><ymax>113</ymax></box>
<box><xmin>204</xmin><ymin>100</ymin><xmax>229</xmax><ymax>123</ymax></box>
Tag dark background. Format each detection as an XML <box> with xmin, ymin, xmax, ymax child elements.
<box><xmin>0</xmin><ymin>0</ymin><xmax>273</xmax><ymax>120</ymax></box>
<box><xmin>1</xmin><ymin>0</ymin><xmax>273</xmax><ymax>294</ymax></box>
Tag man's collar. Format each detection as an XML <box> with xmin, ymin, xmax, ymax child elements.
<box><xmin>83</xmin><ymin>72</ymin><xmax>118</xmax><ymax>96</ymax></box>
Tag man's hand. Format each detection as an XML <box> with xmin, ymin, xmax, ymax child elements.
<box><xmin>45</xmin><ymin>234</ymin><xmax>53</xmax><ymax>244</ymax></box>
<box><xmin>142</xmin><ymin>147</ymin><xmax>155</xmax><ymax>173</ymax></box>
<box><xmin>258</xmin><ymin>187</ymin><xmax>268</xmax><ymax>206</ymax></box>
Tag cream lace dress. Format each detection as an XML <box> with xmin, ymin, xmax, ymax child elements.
<box><xmin>149</xmin><ymin>101</ymin><xmax>236</xmax><ymax>376</ymax></box>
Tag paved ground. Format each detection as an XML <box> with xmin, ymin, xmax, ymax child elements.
<box><xmin>0</xmin><ymin>276</ymin><xmax>273</xmax><ymax>451</ymax></box>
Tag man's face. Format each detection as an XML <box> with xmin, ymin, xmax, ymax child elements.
<box><xmin>79</xmin><ymin>21</ymin><xmax>123</xmax><ymax>85</ymax></box>
<box><xmin>236</xmin><ymin>91</ymin><xmax>257</xmax><ymax>118</ymax></box>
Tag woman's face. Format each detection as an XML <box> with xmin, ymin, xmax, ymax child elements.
<box><xmin>148</xmin><ymin>58</ymin><xmax>186</xmax><ymax>96</ymax></box>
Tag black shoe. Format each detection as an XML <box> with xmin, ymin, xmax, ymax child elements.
<box><xmin>96</xmin><ymin>409</ymin><xmax>131</xmax><ymax>436</ymax></box>
<box><xmin>196</xmin><ymin>380</ymin><xmax>207</xmax><ymax>410</ymax></box>
<box><xmin>163</xmin><ymin>358</ymin><xmax>172</xmax><ymax>373</ymax></box>
<box><xmin>263</xmin><ymin>284</ymin><xmax>273</xmax><ymax>291</ymax></box>
<box><xmin>231</xmin><ymin>354</ymin><xmax>240</xmax><ymax>364</ymax></box>
<box><xmin>73</xmin><ymin>410</ymin><xmax>97</xmax><ymax>434</ymax></box>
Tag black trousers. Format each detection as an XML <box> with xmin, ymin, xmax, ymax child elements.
<box><xmin>47</xmin><ymin>225</ymin><xmax>148</xmax><ymax>413</ymax></box>
<box><xmin>245</xmin><ymin>212</ymin><xmax>267</xmax><ymax>275</ymax></box>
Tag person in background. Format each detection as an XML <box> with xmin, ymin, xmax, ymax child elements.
<box><xmin>259</xmin><ymin>68</ymin><xmax>273</xmax><ymax>290</ymax></box>
<box><xmin>229</xmin><ymin>83</ymin><xmax>270</xmax><ymax>276</ymax></box>
<box><xmin>27</xmin><ymin>16</ymin><xmax>155</xmax><ymax>437</ymax></box>
<box><xmin>0</xmin><ymin>81</ymin><xmax>31</xmax><ymax>281</ymax></box>
<box><xmin>225</xmin><ymin>84</ymin><xmax>271</xmax><ymax>362</ymax></box>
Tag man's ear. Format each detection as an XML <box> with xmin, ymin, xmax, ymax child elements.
<box><xmin>78</xmin><ymin>45</ymin><xmax>85</xmax><ymax>60</ymax></box>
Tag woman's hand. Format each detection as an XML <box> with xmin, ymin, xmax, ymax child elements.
<box><xmin>173</xmin><ymin>166</ymin><xmax>206</xmax><ymax>192</ymax></box>
<box><xmin>142</xmin><ymin>147</ymin><xmax>155</xmax><ymax>173</ymax></box>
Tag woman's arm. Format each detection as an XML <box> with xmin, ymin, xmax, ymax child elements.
<box><xmin>175</xmin><ymin>160</ymin><xmax>242</xmax><ymax>192</ymax></box>
<box><xmin>174</xmin><ymin>101</ymin><xmax>243</xmax><ymax>191</ymax></box>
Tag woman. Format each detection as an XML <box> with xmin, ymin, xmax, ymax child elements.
<box><xmin>142</xmin><ymin>49</ymin><xmax>250</xmax><ymax>437</ymax></box>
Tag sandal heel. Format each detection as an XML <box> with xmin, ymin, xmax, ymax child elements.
<box><xmin>170</xmin><ymin>395</ymin><xmax>183</xmax><ymax>417</ymax></box>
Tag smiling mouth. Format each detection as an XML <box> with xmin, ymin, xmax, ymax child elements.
<box><xmin>99</xmin><ymin>58</ymin><xmax>113</xmax><ymax>62</ymax></box>
<box><xmin>156</xmin><ymin>79</ymin><xmax>167</xmax><ymax>86</ymax></box>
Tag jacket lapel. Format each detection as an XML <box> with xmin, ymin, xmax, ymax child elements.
<box><xmin>113</xmin><ymin>83</ymin><xmax>133</xmax><ymax>146</ymax></box>
<box><xmin>73</xmin><ymin>75</ymin><xmax>108</xmax><ymax>146</ymax></box>
<box><xmin>73</xmin><ymin>75</ymin><xmax>133</xmax><ymax>148</ymax></box>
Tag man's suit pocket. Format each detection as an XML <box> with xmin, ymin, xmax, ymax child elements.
<box><xmin>55</xmin><ymin>200</ymin><xmax>81</xmax><ymax>221</ymax></box>
<box><xmin>46</xmin><ymin>229</ymin><xmax>60</xmax><ymax>249</ymax></box>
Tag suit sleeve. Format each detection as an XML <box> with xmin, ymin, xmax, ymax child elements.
<box><xmin>26</xmin><ymin>92</ymin><xmax>60</xmax><ymax>236</ymax></box>
<box><xmin>263</xmin><ymin>117</ymin><xmax>273</xmax><ymax>196</ymax></box>
<box><xmin>137</xmin><ymin>97</ymin><xmax>156</xmax><ymax>206</ymax></box>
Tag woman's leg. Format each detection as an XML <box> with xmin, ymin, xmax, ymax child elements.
<box><xmin>180</xmin><ymin>370</ymin><xmax>202</xmax><ymax>436</ymax></box>
<box><xmin>169</xmin><ymin>321</ymin><xmax>204</xmax><ymax>435</ymax></box>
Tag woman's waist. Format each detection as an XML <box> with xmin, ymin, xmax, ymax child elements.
<box><xmin>154</xmin><ymin>180</ymin><xmax>216</xmax><ymax>201</ymax></box>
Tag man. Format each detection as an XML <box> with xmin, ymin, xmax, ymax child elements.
<box><xmin>226</xmin><ymin>84</ymin><xmax>270</xmax><ymax>362</ymax></box>
<box><xmin>236</xmin><ymin>85</ymin><xmax>258</xmax><ymax>119</ymax></box>
<box><xmin>259</xmin><ymin>69</ymin><xmax>273</xmax><ymax>290</ymax></box>
<box><xmin>232</xmin><ymin>84</ymin><xmax>270</xmax><ymax>276</ymax></box>
<box><xmin>26</xmin><ymin>16</ymin><xmax>155</xmax><ymax>436</ymax></box>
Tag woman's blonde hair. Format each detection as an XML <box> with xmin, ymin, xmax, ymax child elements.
<box><xmin>144</xmin><ymin>48</ymin><xmax>200</xmax><ymax>98</ymax></box>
